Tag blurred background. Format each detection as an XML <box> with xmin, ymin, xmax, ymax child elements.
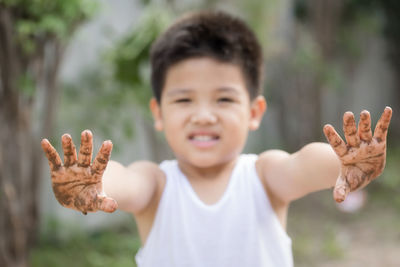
<box><xmin>1</xmin><ymin>0</ymin><xmax>399</xmax><ymax>266</ymax></box>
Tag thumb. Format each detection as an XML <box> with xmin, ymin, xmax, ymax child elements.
<box><xmin>96</xmin><ymin>194</ymin><xmax>118</xmax><ymax>213</ymax></box>
<box><xmin>333</xmin><ymin>175</ymin><xmax>350</xmax><ymax>203</ymax></box>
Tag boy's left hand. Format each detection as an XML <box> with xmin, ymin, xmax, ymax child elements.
<box><xmin>323</xmin><ymin>107</ymin><xmax>392</xmax><ymax>203</ymax></box>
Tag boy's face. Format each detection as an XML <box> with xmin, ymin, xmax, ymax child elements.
<box><xmin>150</xmin><ymin>57</ymin><xmax>266</xmax><ymax>169</ymax></box>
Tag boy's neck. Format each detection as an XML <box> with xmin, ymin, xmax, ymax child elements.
<box><xmin>177</xmin><ymin>156</ymin><xmax>239</xmax><ymax>205</ymax></box>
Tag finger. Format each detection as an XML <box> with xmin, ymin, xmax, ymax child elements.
<box><xmin>373</xmin><ymin>106</ymin><xmax>392</xmax><ymax>143</ymax></box>
<box><xmin>78</xmin><ymin>130</ymin><xmax>93</xmax><ymax>168</ymax></box>
<box><xmin>96</xmin><ymin>195</ymin><xmax>118</xmax><ymax>213</ymax></box>
<box><xmin>62</xmin><ymin>134</ymin><xmax>77</xmax><ymax>167</ymax></box>
<box><xmin>333</xmin><ymin>175</ymin><xmax>350</xmax><ymax>203</ymax></box>
<box><xmin>358</xmin><ymin>110</ymin><xmax>372</xmax><ymax>142</ymax></box>
<box><xmin>323</xmin><ymin>124</ymin><xmax>347</xmax><ymax>157</ymax></box>
<box><xmin>91</xmin><ymin>140</ymin><xmax>113</xmax><ymax>181</ymax></box>
<box><xmin>41</xmin><ymin>139</ymin><xmax>62</xmax><ymax>171</ymax></box>
<box><xmin>343</xmin><ymin>111</ymin><xmax>360</xmax><ymax>147</ymax></box>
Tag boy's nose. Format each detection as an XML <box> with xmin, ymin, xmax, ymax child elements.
<box><xmin>190</xmin><ymin>109</ymin><xmax>217</xmax><ymax>125</ymax></box>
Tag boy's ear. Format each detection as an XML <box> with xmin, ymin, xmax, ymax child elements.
<box><xmin>249</xmin><ymin>95</ymin><xmax>267</xmax><ymax>131</ymax></box>
<box><xmin>149</xmin><ymin>98</ymin><xmax>163</xmax><ymax>131</ymax></box>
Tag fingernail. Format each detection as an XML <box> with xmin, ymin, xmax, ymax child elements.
<box><xmin>360</xmin><ymin>110</ymin><xmax>369</xmax><ymax>118</ymax></box>
<box><xmin>62</xmin><ymin>133</ymin><xmax>71</xmax><ymax>139</ymax></box>
<box><xmin>104</xmin><ymin>140</ymin><xmax>113</xmax><ymax>146</ymax></box>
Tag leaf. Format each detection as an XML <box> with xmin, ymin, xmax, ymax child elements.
<box><xmin>110</xmin><ymin>6</ymin><xmax>173</xmax><ymax>111</ymax></box>
<box><xmin>39</xmin><ymin>15</ymin><xmax>67</xmax><ymax>36</ymax></box>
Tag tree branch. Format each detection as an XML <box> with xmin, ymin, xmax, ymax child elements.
<box><xmin>0</xmin><ymin>6</ymin><xmax>21</xmax><ymax>97</ymax></box>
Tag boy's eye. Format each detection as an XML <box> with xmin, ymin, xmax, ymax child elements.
<box><xmin>175</xmin><ymin>98</ymin><xmax>191</xmax><ymax>103</ymax></box>
<box><xmin>218</xmin><ymin>97</ymin><xmax>234</xmax><ymax>103</ymax></box>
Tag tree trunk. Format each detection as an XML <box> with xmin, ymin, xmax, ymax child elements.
<box><xmin>307</xmin><ymin>0</ymin><xmax>343</xmax><ymax>141</ymax></box>
<box><xmin>269</xmin><ymin>0</ymin><xmax>345</xmax><ymax>150</ymax></box>
<box><xmin>0</xmin><ymin>5</ymin><xmax>64</xmax><ymax>266</ymax></box>
<box><xmin>379</xmin><ymin>0</ymin><xmax>400</xmax><ymax>145</ymax></box>
<box><xmin>0</xmin><ymin>96</ymin><xmax>37</xmax><ymax>267</ymax></box>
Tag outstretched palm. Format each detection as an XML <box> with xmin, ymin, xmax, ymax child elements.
<box><xmin>323</xmin><ymin>107</ymin><xmax>392</xmax><ymax>203</ymax></box>
<box><xmin>41</xmin><ymin>130</ymin><xmax>117</xmax><ymax>214</ymax></box>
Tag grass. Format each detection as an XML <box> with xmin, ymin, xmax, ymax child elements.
<box><xmin>288</xmin><ymin>188</ymin><xmax>400</xmax><ymax>266</ymax></box>
<box><xmin>30</xmin><ymin>218</ymin><xmax>141</xmax><ymax>267</ymax></box>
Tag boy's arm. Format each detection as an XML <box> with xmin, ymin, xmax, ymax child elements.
<box><xmin>41</xmin><ymin>130</ymin><xmax>162</xmax><ymax>215</ymax></box>
<box><xmin>102</xmin><ymin>160</ymin><xmax>164</xmax><ymax>214</ymax></box>
<box><xmin>258</xmin><ymin>107</ymin><xmax>392</xmax><ymax>204</ymax></box>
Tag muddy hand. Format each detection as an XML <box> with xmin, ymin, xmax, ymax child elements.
<box><xmin>323</xmin><ymin>107</ymin><xmax>392</xmax><ymax>203</ymax></box>
<box><xmin>41</xmin><ymin>130</ymin><xmax>118</xmax><ymax>214</ymax></box>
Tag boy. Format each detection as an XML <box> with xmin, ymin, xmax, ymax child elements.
<box><xmin>41</xmin><ymin>11</ymin><xmax>392</xmax><ymax>267</ymax></box>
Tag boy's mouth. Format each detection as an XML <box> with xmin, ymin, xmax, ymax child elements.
<box><xmin>190</xmin><ymin>135</ymin><xmax>218</xmax><ymax>141</ymax></box>
<box><xmin>188</xmin><ymin>133</ymin><xmax>220</xmax><ymax>148</ymax></box>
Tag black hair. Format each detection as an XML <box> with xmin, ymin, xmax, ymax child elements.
<box><xmin>150</xmin><ymin>11</ymin><xmax>264</xmax><ymax>103</ymax></box>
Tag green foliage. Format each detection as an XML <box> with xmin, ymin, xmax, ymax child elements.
<box><xmin>30</xmin><ymin>217</ymin><xmax>141</xmax><ymax>267</ymax></box>
<box><xmin>2</xmin><ymin>0</ymin><xmax>98</xmax><ymax>102</ymax></box>
<box><xmin>110</xmin><ymin>6</ymin><xmax>173</xmax><ymax>110</ymax></box>
<box><xmin>57</xmin><ymin>6</ymin><xmax>174</xmax><ymax>149</ymax></box>
<box><xmin>3</xmin><ymin>0</ymin><xmax>97</xmax><ymax>53</ymax></box>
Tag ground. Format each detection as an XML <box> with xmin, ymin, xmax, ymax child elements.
<box><xmin>289</xmin><ymin>190</ymin><xmax>400</xmax><ymax>267</ymax></box>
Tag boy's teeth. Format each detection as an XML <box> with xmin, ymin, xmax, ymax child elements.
<box><xmin>193</xmin><ymin>135</ymin><xmax>214</xmax><ymax>141</ymax></box>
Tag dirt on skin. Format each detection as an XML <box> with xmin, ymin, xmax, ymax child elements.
<box><xmin>41</xmin><ymin>130</ymin><xmax>117</xmax><ymax>214</ymax></box>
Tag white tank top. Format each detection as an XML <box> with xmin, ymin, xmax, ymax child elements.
<box><xmin>135</xmin><ymin>154</ymin><xmax>293</xmax><ymax>267</ymax></box>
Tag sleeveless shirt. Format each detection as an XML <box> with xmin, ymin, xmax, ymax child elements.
<box><xmin>135</xmin><ymin>154</ymin><xmax>293</xmax><ymax>267</ymax></box>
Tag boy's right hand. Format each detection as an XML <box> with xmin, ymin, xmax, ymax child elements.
<box><xmin>41</xmin><ymin>130</ymin><xmax>118</xmax><ymax>214</ymax></box>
